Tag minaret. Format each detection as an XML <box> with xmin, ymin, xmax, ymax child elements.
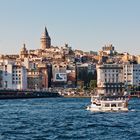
<box><xmin>20</xmin><ymin>43</ymin><xmax>28</xmax><ymax>59</ymax></box>
<box><xmin>40</xmin><ymin>27</ymin><xmax>51</xmax><ymax>49</ymax></box>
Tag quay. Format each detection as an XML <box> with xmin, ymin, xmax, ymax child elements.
<box><xmin>0</xmin><ymin>89</ymin><xmax>61</xmax><ymax>99</ymax></box>
<box><xmin>63</xmin><ymin>94</ymin><xmax>90</xmax><ymax>98</ymax></box>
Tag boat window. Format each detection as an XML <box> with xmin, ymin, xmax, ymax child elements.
<box><xmin>96</xmin><ymin>103</ymin><xmax>101</xmax><ymax>106</ymax></box>
<box><xmin>111</xmin><ymin>104</ymin><xmax>116</xmax><ymax>107</ymax></box>
<box><xmin>118</xmin><ymin>103</ymin><xmax>122</xmax><ymax>107</ymax></box>
<box><xmin>105</xmin><ymin>103</ymin><xmax>110</xmax><ymax>107</ymax></box>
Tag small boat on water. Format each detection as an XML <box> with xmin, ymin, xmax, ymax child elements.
<box><xmin>87</xmin><ymin>94</ymin><xmax>130</xmax><ymax>112</ymax></box>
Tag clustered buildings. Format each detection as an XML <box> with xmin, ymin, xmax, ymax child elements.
<box><xmin>0</xmin><ymin>27</ymin><xmax>140</xmax><ymax>95</ymax></box>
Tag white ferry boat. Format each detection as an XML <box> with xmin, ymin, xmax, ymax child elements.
<box><xmin>87</xmin><ymin>95</ymin><xmax>129</xmax><ymax>112</ymax></box>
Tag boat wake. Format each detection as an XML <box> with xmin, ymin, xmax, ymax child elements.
<box><xmin>130</xmin><ymin>109</ymin><xmax>140</xmax><ymax>112</ymax></box>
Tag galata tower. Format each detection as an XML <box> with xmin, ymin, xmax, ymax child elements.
<box><xmin>40</xmin><ymin>27</ymin><xmax>51</xmax><ymax>49</ymax></box>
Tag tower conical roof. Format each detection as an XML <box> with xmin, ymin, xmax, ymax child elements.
<box><xmin>45</xmin><ymin>26</ymin><xmax>49</xmax><ymax>37</ymax></box>
<box><xmin>41</xmin><ymin>26</ymin><xmax>50</xmax><ymax>38</ymax></box>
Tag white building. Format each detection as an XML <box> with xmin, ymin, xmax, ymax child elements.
<box><xmin>1</xmin><ymin>62</ymin><xmax>27</xmax><ymax>90</ymax></box>
<box><xmin>97</xmin><ymin>64</ymin><xmax>124</xmax><ymax>95</ymax></box>
<box><xmin>12</xmin><ymin>65</ymin><xmax>27</xmax><ymax>90</ymax></box>
<box><xmin>123</xmin><ymin>64</ymin><xmax>140</xmax><ymax>87</ymax></box>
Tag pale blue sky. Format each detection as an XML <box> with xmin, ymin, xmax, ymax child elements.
<box><xmin>0</xmin><ymin>0</ymin><xmax>140</xmax><ymax>55</ymax></box>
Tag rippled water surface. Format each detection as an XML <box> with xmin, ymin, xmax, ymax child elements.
<box><xmin>0</xmin><ymin>97</ymin><xmax>140</xmax><ymax>140</ymax></box>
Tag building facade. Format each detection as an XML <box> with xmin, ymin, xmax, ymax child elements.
<box><xmin>123</xmin><ymin>64</ymin><xmax>140</xmax><ymax>87</ymax></box>
<box><xmin>52</xmin><ymin>63</ymin><xmax>67</xmax><ymax>87</ymax></box>
<box><xmin>97</xmin><ymin>64</ymin><xmax>124</xmax><ymax>95</ymax></box>
<box><xmin>1</xmin><ymin>62</ymin><xmax>27</xmax><ymax>90</ymax></box>
<box><xmin>27</xmin><ymin>69</ymin><xmax>42</xmax><ymax>90</ymax></box>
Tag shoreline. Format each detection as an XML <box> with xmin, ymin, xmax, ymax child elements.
<box><xmin>63</xmin><ymin>95</ymin><xmax>91</xmax><ymax>98</ymax></box>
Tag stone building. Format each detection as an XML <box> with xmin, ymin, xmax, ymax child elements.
<box><xmin>27</xmin><ymin>69</ymin><xmax>42</xmax><ymax>90</ymax></box>
<box><xmin>20</xmin><ymin>44</ymin><xmax>28</xmax><ymax>59</ymax></box>
<box><xmin>40</xmin><ymin>27</ymin><xmax>51</xmax><ymax>49</ymax></box>
<box><xmin>37</xmin><ymin>63</ymin><xmax>50</xmax><ymax>89</ymax></box>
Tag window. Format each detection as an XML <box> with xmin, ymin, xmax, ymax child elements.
<box><xmin>105</xmin><ymin>104</ymin><xmax>110</xmax><ymax>107</ymax></box>
<box><xmin>5</xmin><ymin>71</ymin><xmax>7</xmax><ymax>76</ymax></box>
<box><xmin>111</xmin><ymin>104</ymin><xmax>116</xmax><ymax>107</ymax></box>
<box><xmin>5</xmin><ymin>65</ymin><xmax>7</xmax><ymax>71</ymax></box>
<box><xmin>112</xmin><ymin>78</ymin><xmax>114</xmax><ymax>82</ymax></box>
<box><xmin>118</xmin><ymin>103</ymin><xmax>122</xmax><ymax>107</ymax></box>
<box><xmin>5</xmin><ymin>81</ymin><xmax>7</xmax><ymax>88</ymax></box>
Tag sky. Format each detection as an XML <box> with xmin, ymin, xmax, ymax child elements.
<box><xmin>0</xmin><ymin>0</ymin><xmax>140</xmax><ymax>55</ymax></box>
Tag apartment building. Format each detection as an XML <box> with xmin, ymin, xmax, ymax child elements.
<box><xmin>123</xmin><ymin>64</ymin><xmax>140</xmax><ymax>87</ymax></box>
<box><xmin>97</xmin><ymin>64</ymin><xmax>124</xmax><ymax>95</ymax></box>
<box><xmin>1</xmin><ymin>62</ymin><xmax>27</xmax><ymax>90</ymax></box>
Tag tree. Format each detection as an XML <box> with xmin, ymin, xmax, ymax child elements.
<box><xmin>89</xmin><ymin>80</ymin><xmax>97</xmax><ymax>92</ymax></box>
<box><xmin>87</xmin><ymin>72</ymin><xmax>94</xmax><ymax>85</ymax></box>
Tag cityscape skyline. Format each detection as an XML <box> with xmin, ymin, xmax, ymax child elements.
<box><xmin>0</xmin><ymin>0</ymin><xmax>140</xmax><ymax>55</ymax></box>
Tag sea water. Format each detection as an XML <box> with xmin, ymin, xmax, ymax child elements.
<box><xmin>0</xmin><ymin>97</ymin><xmax>139</xmax><ymax>140</ymax></box>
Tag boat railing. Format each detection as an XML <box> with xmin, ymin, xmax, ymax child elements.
<box><xmin>91</xmin><ymin>95</ymin><xmax>129</xmax><ymax>102</ymax></box>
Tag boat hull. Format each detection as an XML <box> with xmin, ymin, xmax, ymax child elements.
<box><xmin>87</xmin><ymin>105</ymin><xmax>128</xmax><ymax>112</ymax></box>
